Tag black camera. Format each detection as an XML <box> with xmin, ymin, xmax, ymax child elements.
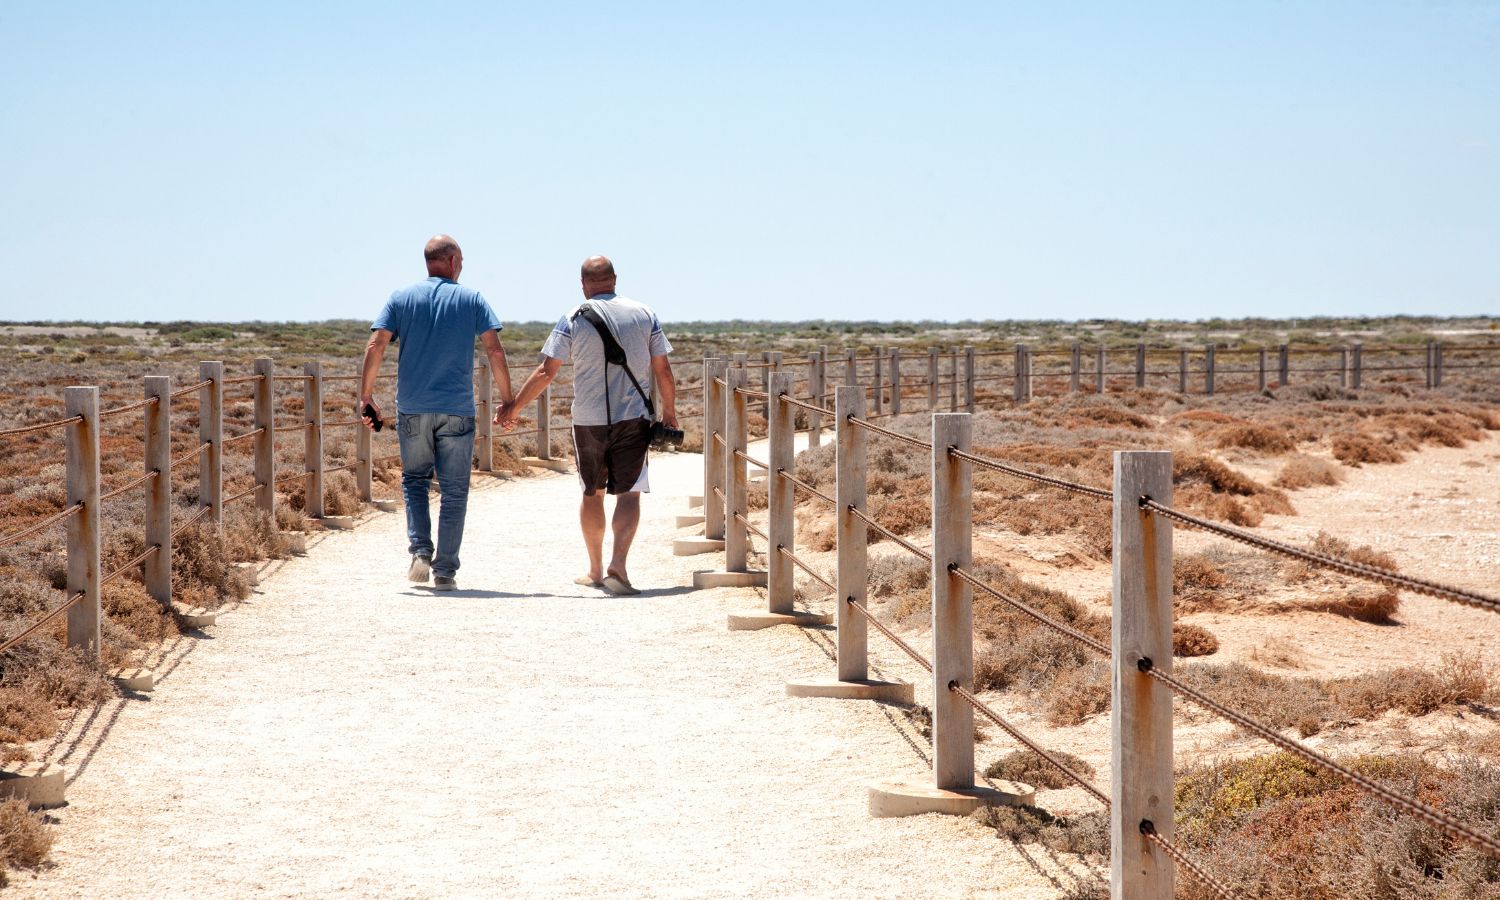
<box><xmin>649</xmin><ymin>421</ymin><xmax>685</xmax><ymax>451</ymax></box>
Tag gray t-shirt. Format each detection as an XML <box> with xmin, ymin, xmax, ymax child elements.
<box><xmin>541</xmin><ymin>294</ymin><xmax>672</xmax><ymax>427</ymax></box>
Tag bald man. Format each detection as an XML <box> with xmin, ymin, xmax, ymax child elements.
<box><xmin>500</xmin><ymin>256</ymin><xmax>677</xmax><ymax>595</ymax></box>
<box><xmin>360</xmin><ymin>235</ymin><xmax>514</xmax><ymax>590</ymax></box>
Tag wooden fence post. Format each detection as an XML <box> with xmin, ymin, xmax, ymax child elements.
<box><xmin>536</xmin><ymin>386</ymin><xmax>552</xmax><ymax>460</ymax></box>
<box><xmin>872</xmin><ymin>348</ymin><xmax>884</xmax><ymax>416</ymax></box>
<box><xmin>846</xmin><ymin>348</ymin><xmax>858</xmax><ymax>388</ymax></box>
<box><xmin>1352</xmin><ymin>343</ymin><xmax>1363</xmax><ymax>389</ymax></box>
<box><xmin>1070</xmin><ymin>342</ymin><xmax>1082</xmax><ymax>393</ymax></box>
<box><xmin>1013</xmin><ymin>344</ymin><xmax>1026</xmax><ymax>403</ymax></box>
<box><xmin>143</xmin><ymin>376</ymin><xmax>172</xmax><ymax>606</ymax></box>
<box><xmin>889</xmin><ymin>348</ymin><xmax>902</xmax><ymax>416</ymax></box>
<box><xmin>837</xmin><ymin>385</ymin><xmax>869</xmax><ymax>681</ymax></box>
<box><xmin>703</xmin><ymin>358</ymin><xmax>728</xmax><ymax>542</ymax></box>
<box><xmin>1026</xmin><ymin>345</ymin><xmax>1035</xmax><ymax>400</ymax></box>
<box><xmin>476</xmin><ymin>357</ymin><xmax>494</xmax><ymax>472</ymax></box>
<box><xmin>807</xmin><ymin>350</ymin><xmax>824</xmax><ymax>447</ymax></box>
<box><xmin>65</xmin><ymin>386</ymin><xmax>101</xmax><ymax>655</ymax></box>
<box><xmin>948</xmin><ymin>348</ymin><xmax>960</xmax><ymax>411</ymax></box>
<box><xmin>254</xmin><ymin>359</ymin><xmax>275</xmax><ymax>518</ymax></box>
<box><xmin>1278</xmin><ymin>344</ymin><xmax>1290</xmax><ymax>386</ymax></box>
<box><xmin>1096</xmin><ymin>346</ymin><xmax>1107</xmax><ymax>394</ymax></box>
<box><xmin>928</xmin><ymin>347</ymin><xmax>940</xmax><ymax>409</ymax></box>
<box><xmin>1111</xmin><ymin>450</ymin><xmax>1176</xmax><ymax>900</ymax></box>
<box><xmin>932</xmin><ymin>412</ymin><xmax>974</xmax><ymax>790</ymax></box>
<box><xmin>964</xmin><ymin>346</ymin><xmax>976</xmax><ymax>412</ymax></box>
<box><xmin>1204</xmin><ymin>344</ymin><xmax>1216</xmax><ymax>396</ymax></box>
<box><xmin>1435</xmin><ymin>342</ymin><xmax>1445</xmax><ymax>387</ymax></box>
<box><xmin>1339</xmin><ymin>347</ymin><xmax>1350</xmax><ymax>388</ymax></box>
<box><xmin>1178</xmin><ymin>348</ymin><xmax>1189</xmax><ymax>394</ymax></box>
<box><xmin>1257</xmin><ymin>348</ymin><xmax>1268</xmax><ymax>393</ymax></box>
<box><xmin>733</xmin><ymin>351</ymin><xmax>748</xmax><ymax>372</ymax></box>
<box><xmin>724</xmin><ymin>368</ymin><xmax>750</xmax><ymax>573</ymax></box>
<box><xmin>1135</xmin><ymin>343</ymin><xmax>1146</xmax><ymax>389</ymax></box>
<box><xmin>199</xmin><ymin>361</ymin><xmax>223</xmax><ymax>524</ymax></box>
<box><xmin>303</xmin><ymin>361</ymin><xmax>324</xmax><ymax>518</ymax></box>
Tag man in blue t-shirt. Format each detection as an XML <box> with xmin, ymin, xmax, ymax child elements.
<box><xmin>359</xmin><ymin>235</ymin><xmax>514</xmax><ymax>590</ymax></box>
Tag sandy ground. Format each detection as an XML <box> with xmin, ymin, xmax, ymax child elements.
<box><xmin>15</xmin><ymin>444</ymin><xmax>1093</xmax><ymax>899</ymax></box>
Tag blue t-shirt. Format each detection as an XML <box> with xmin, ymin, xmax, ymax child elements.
<box><xmin>373</xmin><ymin>277</ymin><xmax>504</xmax><ymax>416</ymax></box>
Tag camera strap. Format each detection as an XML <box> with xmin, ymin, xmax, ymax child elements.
<box><xmin>572</xmin><ymin>302</ymin><xmax>655</xmax><ymax>426</ymax></box>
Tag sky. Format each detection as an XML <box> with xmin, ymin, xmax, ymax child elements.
<box><xmin>1</xmin><ymin>2</ymin><xmax>1496</xmax><ymax>324</ymax></box>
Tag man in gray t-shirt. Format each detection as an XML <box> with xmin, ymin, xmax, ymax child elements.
<box><xmin>500</xmin><ymin>256</ymin><xmax>678</xmax><ymax>596</ymax></box>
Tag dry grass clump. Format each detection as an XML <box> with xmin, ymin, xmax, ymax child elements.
<box><xmin>1212</xmin><ymin>422</ymin><xmax>1296</xmax><ymax>454</ymax></box>
<box><xmin>1172</xmin><ymin>623</ymin><xmax>1219</xmax><ymax>657</ymax></box>
<box><xmin>1287</xmin><ymin>532</ymin><xmax>1401</xmax><ymax>623</ymax></box>
<box><xmin>869</xmin><ymin>553</ymin><xmax>930</xmax><ymax>600</ymax></box>
<box><xmin>1273</xmin><ymin>454</ymin><xmax>1344</xmax><ymax>489</ymax></box>
<box><xmin>1250</xmin><ymin>636</ymin><xmax>1306</xmax><ymax>669</ymax></box>
<box><xmin>984</xmin><ymin>749</ymin><xmax>1097</xmax><ymax>790</ymax></box>
<box><xmin>971</xmin><ymin>804</ymin><xmax>1111</xmax><ymax>861</ymax></box>
<box><xmin>1065</xmin><ymin>405</ymin><xmax>1152</xmax><ymax>429</ymax></box>
<box><xmin>0</xmin><ymin>797</ymin><xmax>54</xmax><ymax>879</ymax></box>
<box><xmin>1173</xmin><ymin>553</ymin><xmax>1229</xmax><ymax>612</ymax></box>
<box><xmin>1329</xmin><ymin>652</ymin><xmax>1492</xmax><ymax>719</ymax></box>
<box><xmin>170</xmin><ymin>519</ymin><xmax>253</xmax><ymax>611</ymax></box>
<box><xmin>1173</xmin><ymin>453</ymin><xmax>1294</xmax><ymax>527</ymax></box>
<box><xmin>1174</xmin><ymin>752</ymin><xmax>1500</xmax><ymax>899</ymax></box>
<box><xmin>1179</xmin><ymin>662</ymin><xmax>1333</xmax><ymax>737</ymax></box>
<box><xmin>1331</xmin><ymin>431</ymin><xmax>1405</xmax><ymax>465</ymax></box>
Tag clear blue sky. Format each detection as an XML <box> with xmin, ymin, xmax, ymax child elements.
<box><xmin>1</xmin><ymin>2</ymin><xmax>1496</xmax><ymax>324</ymax></box>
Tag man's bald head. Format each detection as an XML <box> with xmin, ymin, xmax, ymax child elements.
<box><xmin>425</xmin><ymin>235</ymin><xmax>463</xmax><ymax>279</ymax></box>
<box><xmin>581</xmin><ymin>256</ymin><xmax>615</xmax><ymax>281</ymax></box>
<box><xmin>580</xmin><ymin>255</ymin><xmax>617</xmax><ymax>298</ymax></box>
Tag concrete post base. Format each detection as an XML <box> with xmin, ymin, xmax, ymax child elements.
<box><xmin>285</xmin><ymin>532</ymin><xmax>308</xmax><ymax>555</ymax></box>
<box><xmin>314</xmin><ymin>515</ymin><xmax>356</xmax><ymax>530</ymax></box>
<box><xmin>115</xmin><ymin>668</ymin><xmax>155</xmax><ymax>692</ymax></box>
<box><xmin>235</xmin><ymin>561</ymin><xmax>259</xmax><ymax>586</ymax></box>
<box><xmin>674</xmin><ymin>538</ymin><xmax>725</xmax><ymax>556</ymax></box>
<box><xmin>785</xmin><ymin>678</ymin><xmax>914</xmax><ymax>703</ymax></box>
<box><xmin>522</xmin><ymin>457</ymin><xmax>570</xmax><ymax>473</ymax></box>
<box><xmin>0</xmin><ymin>763</ymin><xmax>67</xmax><ymax>809</ymax></box>
<box><xmin>686</xmin><ymin>495</ymin><xmax>704</xmax><ymax>508</ymax></box>
<box><xmin>676</xmin><ymin>514</ymin><xmax>706</xmax><ymax>528</ymax></box>
<box><xmin>868</xmin><ymin>780</ymin><xmax>1035</xmax><ymax>818</ymax></box>
<box><xmin>727</xmin><ymin>609</ymin><xmax>834</xmax><ymax>631</ymax></box>
<box><xmin>370</xmin><ymin>499</ymin><xmax>400</xmax><ymax>512</ymax></box>
<box><xmin>172</xmin><ymin>603</ymin><xmax>217</xmax><ymax>629</ymax></box>
<box><xmin>693</xmin><ymin>570</ymin><xmax>769</xmax><ymax>589</ymax></box>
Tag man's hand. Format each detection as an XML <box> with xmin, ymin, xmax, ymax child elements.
<box><xmin>360</xmin><ymin>396</ymin><xmax>382</xmax><ymax>431</ymax></box>
<box><xmin>662</xmin><ymin>410</ymin><xmax>679</xmax><ymax>430</ymax></box>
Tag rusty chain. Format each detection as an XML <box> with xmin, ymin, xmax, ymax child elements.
<box><xmin>170</xmin><ymin>441</ymin><xmax>212</xmax><ymax>470</ymax></box>
<box><xmin>949</xmin><ymin>681</ymin><xmax>1110</xmax><ymax>807</ymax></box>
<box><xmin>1139</xmin><ymin>660</ymin><xmax>1500</xmax><ymax>859</ymax></box>
<box><xmin>846</xmin><ymin>598</ymin><xmax>932</xmax><ymax>674</ymax></box>
<box><xmin>732</xmin><ymin>511</ymin><xmax>769</xmax><ymax>542</ymax></box>
<box><xmin>1138</xmin><ymin>821</ymin><xmax>1240</xmax><ymax>900</ymax></box>
<box><xmin>846</xmin><ymin>504</ymin><xmax>933</xmax><ymax>562</ymax></box>
<box><xmin>776</xmin><ymin>546</ymin><xmax>835</xmax><ymax>594</ymax></box>
<box><xmin>223</xmin><ymin>485</ymin><xmax>261</xmax><ymax>506</ymax></box>
<box><xmin>99</xmin><ymin>396</ymin><xmax>159</xmax><ymax>419</ymax></box>
<box><xmin>778</xmin><ymin>468</ymin><xmax>835</xmax><ymax>506</ymax></box>
<box><xmin>949</xmin><ymin>565</ymin><xmax>1111</xmax><ymax>658</ymax></box>
<box><xmin>223</xmin><ymin>427</ymin><xmax>264</xmax><ymax>446</ymax></box>
<box><xmin>1141</xmin><ymin>498</ymin><xmax>1500</xmax><ymax>615</ymax></box>
<box><xmin>846</xmin><ymin>415</ymin><xmax>933</xmax><ymax>451</ymax></box>
<box><xmin>0</xmin><ymin>591</ymin><xmax>85</xmax><ymax>656</ymax></box>
<box><xmin>169</xmin><ymin>379</ymin><xmax>214</xmax><ymax>400</ymax></box>
<box><xmin>0</xmin><ymin>414</ymin><xmax>83</xmax><ymax>438</ymax></box>
<box><xmin>948</xmin><ymin>447</ymin><xmax>1113</xmax><ymax>501</ymax></box>
<box><xmin>101</xmin><ymin>469</ymin><xmax>160</xmax><ymax>503</ymax></box>
<box><xmin>170</xmin><ymin>505</ymin><xmax>214</xmax><ymax>539</ymax></box>
<box><xmin>0</xmin><ymin>502</ymin><xmax>84</xmax><ymax>549</ymax></box>
<box><xmin>733</xmin><ymin>449</ymin><xmax>769</xmax><ymax>470</ymax></box>
<box><xmin>101</xmin><ymin>544</ymin><xmax>162</xmax><ymax>587</ymax></box>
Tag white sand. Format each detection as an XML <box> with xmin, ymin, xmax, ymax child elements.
<box><xmin>16</xmin><ymin>447</ymin><xmax>1092</xmax><ymax>898</ymax></box>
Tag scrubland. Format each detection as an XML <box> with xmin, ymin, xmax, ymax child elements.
<box><xmin>1</xmin><ymin>314</ymin><xmax>1498</xmax><ymax>894</ymax></box>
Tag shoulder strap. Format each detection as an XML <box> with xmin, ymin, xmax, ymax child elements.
<box><xmin>572</xmin><ymin>303</ymin><xmax>656</xmax><ymax>420</ymax></box>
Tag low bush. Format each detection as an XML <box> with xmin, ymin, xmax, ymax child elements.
<box><xmin>984</xmin><ymin>749</ymin><xmax>1097</xmax><ymax>790</ymax></box>
<box><xmin>0</xmin><ymin>797</ymin><xmax>54</xmax><ymax>879</ymax></box>
<box><xmin>1212</xmin><ymin>423</ymin><xmax>1296</xmax><ymax>454</ymax></box>
<box><xmin>1274</xmin><ymin>455</ymin><xmax>1344</xmax><ymax>489</ymax></box>
<box><xmin>1173</xmin><ymin>623</ymin><xmax>1219</xmax><ymax>657</ymax></box>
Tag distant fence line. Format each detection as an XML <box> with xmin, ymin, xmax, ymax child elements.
<box><xmin>687</xmin><ymin>347</ymin><xmax>1500</xmax><ymax>900</ymax></box>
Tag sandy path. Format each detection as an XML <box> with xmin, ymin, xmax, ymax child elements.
<box><xmin>16</xmin><ymin>447</ymin><xmax>1090</xmax><ymax>898</ymax></box>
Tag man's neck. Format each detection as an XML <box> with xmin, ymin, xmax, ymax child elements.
<box><xmin>587</xmin><ymin>291</ymin><xmax>616</xmax><ymax>300</ymax></box>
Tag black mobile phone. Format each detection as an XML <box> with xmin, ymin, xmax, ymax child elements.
<box><xmin>362</xmin><ymin>403</ymin><xmax>383</xmax><ymax>432</ymax></box>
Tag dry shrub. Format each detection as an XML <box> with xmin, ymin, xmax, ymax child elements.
<box><xmin>1043</xmin><ymin>661</ymin><xmax>1110</xmax><ymax>726</ymax></box>
<box><xmin>1067</xmin><ymin>406</ymin><xmax>1151</xmax><ymax>429</ymax></box>
<box><xmin>746</xmin><ymin>480</ymin><xmax>767</xmax><ymax>511</ymax></box>
<box><xmin>1287</xmin><ymin>532</ymin><xmax>1401</xmax><ymax>622</ymax></box>
<box><xmin>1250</xmin><ymin>636</ymin><xmax>1306</xmax><ymax>669</ymax></box>
<box><xmin>984</xmin><ymin>749</ymin><xmax>1097</xmax><ymax>790</ymax></box>
<box><xmin>1172</xmin><ymin>410</ymin><xmax>1239</xmax><ymax>426</ymax></box>
<box><xmin>0</xmin><ymin>797</ymin><xmax>54</xmax><ymax>874</ymax></box>
<box><xmin>321</xmin><ymin>471</ymin><xmax>362</xmax><ymax>516</ymax></box>
<box><xmin>1274</xmin><ymin>455</ymin><xmax>1344</xmax><ymax>489</ymax></box>
<box><xmin>866</xmin><ymin>495</ymin><xmax>929</xmax><ymax>539</ymax></box>
<box><xmin>1179</xmin><ymin>662</ymin><xmax>1332</xmax><ymax>737</ymax></box>
<box><xmin>1174</xmin><ymin>553</ymin><xmax>1228</xmax><ymax>604</ymax></box>
<box><xmin>222</xmin><ymin>507</ymin><xmax>289</xmax><ymax>561</ymax></box>
<box><xmin>101</xmin><ymin>580</ymin><xmax>177</xmax><ymax>646</ymax></box>
<box><xmin>171</xmin><ymin>520</ymin><xmax>252</xmax><ymax>611</ymax></box>
<box><xmin>1175</xmin><ymin>752</ymin><xmax>1500</xmax><ymax>899</ymax></box>
<box><xmin>1302</xmin><ymin>589</ymin><xmax>1400</xmax><ymax>623</ymax></box>
<box><xmin>1174</xmin><ymin>453</ymin><xmax>1267</xmax><ymax>497</ymax></box>
<box><xmin>1331</xmin><ymin>432</ymin><xmax>1404</xmax><ymax>466</ymax></box>
<box><xmin>1173</xmin><ymin>623</ymin><xmax>1220</xmax><ymax>657</ymax></box>
<box><xmin>1330</xmin><ymin>652</ymin><xmax>1491</xmax><ymax>719</ymax></box>
<box><xmin>0</xmin><ymin>687</ymin><xmax>56</xmax><ymax>748</ymax></box>
<box><xmin>972</xmin><ymin>804</ymin><xmax>1111</xmax><ymax>860</ymax></box>
<box><xmin>0</xmin><ymin>640</ymin><xmax>115</xmax><ymax>711</ymax></box>
<box><xmin>1212</xmin><ymin>423</ymin><xmax>1296</xmax><ymax>454</ymax></box>
<box><xmin>869</xmin><ymin>553</ymin><xmax>929</xmax><ymax>599</ymax></box>
<box><xmin>796</xmin><ymin>508</ymin><xmax>835</xmax><ymax>552</ymax></box>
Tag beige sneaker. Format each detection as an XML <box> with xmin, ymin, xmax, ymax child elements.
<box><xmin>408</xmin><ymin>555</ymin><xmax>431</xmax><ymax>583</ymax></box>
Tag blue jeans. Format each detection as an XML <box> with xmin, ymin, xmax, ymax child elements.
<box><xmin>398</xmin><ymin>413</ymin><xmax>475</xmax><ymax>578</ymax></box>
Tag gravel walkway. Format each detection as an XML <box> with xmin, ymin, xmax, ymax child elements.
<box><xmin>17</xmin><ymin>448</ymin><xmax>1092</xmax><ymax>898</ymax></box>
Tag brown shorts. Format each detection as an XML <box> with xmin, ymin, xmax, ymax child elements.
<box><xmin>573</xmin><ymin>419</ymin><xmax>652</xmax><ymax>496</ymax></box>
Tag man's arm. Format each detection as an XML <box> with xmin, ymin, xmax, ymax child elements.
<box><xmin>498</xmin><ymin>357</ymin><xmax>564</xmax><ymax>428</ymax></box>
<box><xmin>359</xmin><ymin>329</ymin><xmax>392</xmax><ymax>429</ymax></box>
<box><xmin>650</xmin><ymin>354</ymin><xmax>678</xmax><ymax>429</ymax></box>
<box><xmin>480</xmin><ymin>330</ymin><xmax>514</xmax><ymax>406</ymax></box>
